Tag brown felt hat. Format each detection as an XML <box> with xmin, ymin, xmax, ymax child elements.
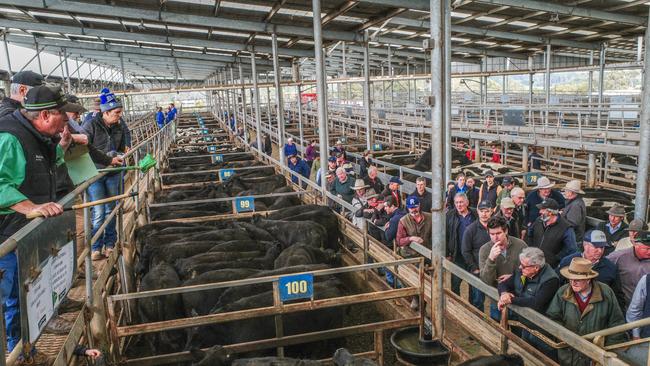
<box><xmin>560</xmin><ymin>257</ymin><xmax>599</xmax><ymax>280</ymax></box>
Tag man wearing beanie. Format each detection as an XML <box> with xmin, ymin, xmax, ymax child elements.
<box><xmin>0</xmin><ymin>85</ymin><xmax>73</xmax><ymax>356</ymax></box>
<box><xmin>82</xmin><ymin>89</ymin><xmax>127</xmax><ymax>260</ymax></box>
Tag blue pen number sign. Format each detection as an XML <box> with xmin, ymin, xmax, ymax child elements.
<box><xmin>202</xmin><ymin>128</ymin><xmax>209</xmax><ymax>135</ymax></box>
<box><xmin>234</xmin><ymin>196</ymin><xmax>255</xmax><ymax>213</ymax></box>
<box><xmin>279</xmin><ymin>273</ymin><xmax>313</xmax><ymax>302</ymax></box>
<box><xmin>372</xmin><ymin>143</ymin><xmax>382</xmax><ymax>151</ymax></box>
<box><xmin>211</xmin><ymin>154</ymin><xmax>223</xmax><ymax>164</ymax></box>
<box><xmin>219</xmin><ymin>169</ymin><xmax>234</xmax><ymax>181</ymax></box>
<box><xmin>526</xmin><ymin>172</ymin><xmax>541</xmax><ymax>185</ymax></box>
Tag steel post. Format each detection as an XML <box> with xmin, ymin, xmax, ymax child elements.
<box><xmin>230</xmin><ymin>66</ymin><xmax>238</xmax><ymax>133</ymax></box>
<box><xmin>363</xmin><ymin>30</ymin><xmax>372</xmax><ymax>150</ymax></box>
<box><xmin>238</xmin><ymin>60</ymin><xmax>248</xmax><ymax>143</ymax></box>
<box><xmin>588</xmin><ymin>153</ymin><xmax>597</xmax><ymax>188</ymax></box>
<box><xmin>545</xmin><ymin>44</ymin><xmax>551</xmax><ymax>127</ymax></box>
<box><xmin>528</xmin><ymin>56</ymin><xmax>533</xmax><ymax>124</ymax></box>
<box><xmin>638</xmin><ymin>36</ymin><xmax>643</xmax><ymax>62</ymax></box>
<box><xmin>120</xmin><ymin>52</ymin><xmax>126</xmax><ymax>94</ymax></box>
<box><xmin>35</xmin><ymin>41</ymin><xmax>43</xmax><ymax>75</ymax></box>
<box><xmin>634</xmin><ymin>10</ymin><xmax>650</xmax><ymax>221</ymax></box>
<box><xmin>429</xmin><ymin>0</ymin><xmax>446</xmax><ymax>339</ymax></box>
<box><xmin>313</xmin><ymin>0</ymin><xmax>330</xmax><ymax>197</ymax></box>
<box><xmin>2</xmin><ymin>32</ymin><xmax>12</xmax><ymax>78</ymax></box>
<box><xmin>297</xmin><ymin>85</ymin><xmax>304</xmax><ymax>149</ymax></box>
<box><xmin>342</xmin><ymin>41</ymin><xmax>347</xmax><ymax>78</ymax></box>
<box><xmin>597</xmin><ymin>43</ymin><xmax>606</xmax><ymax>128</ymax></box>
<box><xmin>588</xmin><ymin>51</ymin><xmax>594</xmax><ymax>110</ymax></box>
<box><xmin>522</xmin><ymin>144</ymin><xmax>529</xmax><ymax>172</ymax></box>
<box><xmin>251</xmin><ymin>54</ymin><xmax>264</xmax><ymax>153</ymax></box>
<box><xmin>444</xmin><ymin>0</ymin><xmax>452</xmax><ymax>184</ymax></box>
<box><xmin>272</xmin><ymin>33</ymin><xmax>286</xmax><ymax>166</ymax></box>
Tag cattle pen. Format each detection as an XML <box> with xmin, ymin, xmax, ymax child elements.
<box><xmin>1</xmin><ymin>0</ymin><xmax>650</xmax><ymax>365</ymax></box>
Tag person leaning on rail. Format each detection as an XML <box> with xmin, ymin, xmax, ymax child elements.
<box><xmin>546</xmin><ymin>257</ymin><xmax>628</xmax><ymax>366</ymax></box>
<box><xmin>0</xmin><ymin>85</ymin><xmax>75</xmax><ymax>359</ymax></box>
<box><xmin>497</xmin><ymin>247</ymin><xmax>560</xmax><ymax>360</ymax></box>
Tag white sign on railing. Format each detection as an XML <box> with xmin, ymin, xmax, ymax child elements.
<box><xmin>25</xmin><ymin>241</ymin><xmax>76</xmax><ymax>343</ymax></box>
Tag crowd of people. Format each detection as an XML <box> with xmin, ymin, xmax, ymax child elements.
<box><xmin>155</xmin><ymin>103</ymin><xmax>177</xmax><ymax>128</ymax></box>
<box><xmin>0</xmin><ymin>71</ymin><xmax>133</xmax><ymax>363</ymax></box>
<box><xmin>277</xmin><ymin>136</ymin><xmax>648</xmax><ymax>365</ymax></box>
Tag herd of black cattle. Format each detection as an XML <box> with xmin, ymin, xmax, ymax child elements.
<box><xmin>135</xmin><ymin>130</ymin><xmax>356</xmax><ymax>365</ymax></box>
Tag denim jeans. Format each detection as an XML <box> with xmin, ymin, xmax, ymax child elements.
<box><xmin>87</xmin><ymin>173</ymin><xmax>122</xmax><ymax>252</ymax></box>
<box><xmin>0</xmin><ymin>252</ymin><xmax>20</xmax><ymax>351</ymax></box>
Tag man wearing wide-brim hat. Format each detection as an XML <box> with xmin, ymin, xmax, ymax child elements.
<box><xmin>561</xmin><ymin>179</ymin><xmax>587</xmax><ymax>245</ymax></box>
<box><xmin>525</xmin><ymin>176</ymin><xmax>565</xmax><ymax>227</ymax></box>
<box><xmin>595</xmin><ymin>204</ymin><xmax>628</xmax><ymax>253</ymax></box>
<box><xmin>547</xmin><ymin>257</ymin><xmax>627</xmax><ymax>366</ymax></box>
<box><xmin>615</xmin><ymin>219</ymin><xmax>647</xmax><ymax>252</ymax></box>
<box><xmin>350</xmin><ymin>179</ymin><xmax>370</xmax><ymax>229</ymax></box>
<box><xmin>606</xmin><ymin>224</ymin><xmax>650</xmax><ymax>307</ymax></box>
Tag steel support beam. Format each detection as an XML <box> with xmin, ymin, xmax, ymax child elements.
<box><xmin>634</xmin><ymin>8</ymin><xmax>650</xmax><ymax>221</ymax></box>
<box><xmin>545</xmin><ymin>44</ymin><xmax>551</xmax><ymax>127</ymax></box>
<box><xmin>444</xmin><ymin>0</ymin><xmax>452</xmax><ymax>184</ymax></box>
<box><xmin>2</xmin><ymin>32</ymin><xmax>12</xmax><ymax>77</ymax></box>
<box><xmin>430</xmin><ymin>0</ymin><xmax>446</xmax><ymax>340</ymax></box>
<box><xmin>63</xmin><ymin>48</ymin><xmax>72</xmax><ymax>92</ymax></box>
<box><xmin>363</xmin><ymin>31</ymin><xmax>372</xmax><ymax>150</ymax></box>
<box><xmin>272</xmin><ymin>33</ymin><xmax>286</xmax><ymax>167</ymax></box>
<box><xmin>313</xmin><ymin>0</ymin><xmax>330</xmax><ymax>197</ymax></box>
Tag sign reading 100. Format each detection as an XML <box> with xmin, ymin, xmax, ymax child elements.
<box><xmin>278</xmin><ymin>273</ymin><xmax>313</xmax><ymax>302</ymax></box>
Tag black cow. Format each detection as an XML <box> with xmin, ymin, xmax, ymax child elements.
<box><xmin>182</xmin><ymin>268</ymin><xmax>260</xmax><ymax>316</ymax></box>
<box><xmin>274</xmin><ymin>244</ymin><xmax>338</xmax><ymax>268</ymax></box>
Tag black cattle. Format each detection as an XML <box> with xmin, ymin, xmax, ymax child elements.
<box><xmin>137</xmin><ymin>263</ymin><xmax>185</xmax><ymax>355</ymax></box>
<box><xmin>175</xmin><ymin>244</ymin><xmax>281</xmax><ymax>279</ymax></box>
<box><xmin>265</xmin><ymin>206</ymin><xmax>341</xmax><ymax>250</ymax></box>
<box><xmin>252</xmin><ymin>218</ymin><xmax>328</xmax><ymax>250</ymax></box>
<box><xmin>274</xmin><ymin>244</ymin><xmax>338</xmax><ymax>268</ymax></box>
<box><xmin>202</xmin><ymin>278</ymin><xmax>345</xmax><ymax>358</ymax></box>
<box><xmin>182</xmin><ymin>268</ymin><xmax>260</xmax><ymax>316</ymax></box>
<box><xmin>333</xmin><ymin>348</ymin><xmax>377</xmax><ymax>366</ymax></box>
<box><xmin>457</xmin><ymin>354</ymin><xmax>524</xmax><ymax>366</ymax></box>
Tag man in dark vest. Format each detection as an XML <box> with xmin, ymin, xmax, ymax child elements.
<box><xmin>527</xmin><ymin>198</ymin><xmax>577</xmax><ymax>268</ymax></box>
<box><xmin>0</xmin><ymin>85</ymin><xmax>73</xmax><ymax>354</ymax></box>
<box><xmin>498</xmin><ymin>247</ymin><xmax>559</xmax><ymax>358</ymax></box>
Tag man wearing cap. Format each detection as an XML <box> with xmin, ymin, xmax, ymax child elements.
<box><xmin>595</xmin><ymin>205</ymin><xmax>629</xmax><ymax>253</ymax></box>
<box><xmin>396</xmin><ymin>196</ymin><xmax>432</xmax><ymax>259</ymax></box>
<box><xmin>357</xmin><ymin>189</ymin><xmax>385</xmax><ymax>240</ymax></box>
<box><xmin>495</xmin><ymin>197</ymin><xmax>520</xmax><ymax>238</ymax></box>
<box><xmin>606</xmin><ymin>230</ymin><xmax>650</xmax><ymax>307</ymax></box>
<box><xmin>528</xmin><ymin>198</ymin><xmax>577</xmax><ymax>268</ymax></box>
<box><xmin>382</xmin><ymin>176</ymin><xmax>403</xmax><ymax>208</ymax></box>
<box><xmin>495</xmin><ymin>175</ymin><xmax>515</xmax><ymax>208</ymax></box>
<box><xmin>410</xmin><ymin>177</ymin><xmax>432</xmax><ymax>212</ymax></box>
<box><xmin>525</xmin><ymin>176</ymin><xmax>565</xmax><ymax>227</ymax></box>
<box><xmin>477</xmin><ymin>170</ymin><xmax>501</xmax><ymax>209</ymax></box>
<box><xmin>510</xmin><ymin>187</ymin><xmax>527</xmax><ymax>240</ymax></box>
<box><xmin>446</xmin><ymin>193</ymin><xmax>478</xmax><ymax>303</ymax></box>
<box><xmin>82</xmin><ymin>90</ymin><xmax>127</xmax><ymax>260</ymax></box>
<box><xmin>462</xmin><ymin>200</ymin><xmax>495</xmax><ymax>310</ymax></box>
<box><xmin>0</xmin><ymin>85</ymin><xmax>75</xmax><ymax>352</ymax></box>
<box><xmin>330</xmin><ymin>167</ymin><xmax>355</xmax><ymax>204</ymax></box>
<box><xmin>316</xmin><ymin>157</ymin><xmax>336</xmax><ymax>186</ymax></box>
<box><xmin>615</xmin><ymin>219</ymin><xmax>646</xmax><ymax>252</ymax></box>
<box><xmin>287</xmin><ymin>154</ymin><xmax>310</xmax><ymax>188</ymax></box>
<box><xmin>561</xmin><ymin>180</ymin><xmax>587</xmax><ymax>245</ymax></box>
<box><xmin>558</xmin><ymin>230</ymin><xmax>624</xmax><ymax>308</ymax></box>
<box><xmin>0</xmin><ymin>70</ymin><xmax>44</xmax><ymax>118</ymax></box>
<box><xmin>547</xmin><ymin>257</ymin><xmax>627</xmax><ymax>366</ymax></box>
<box><xmin>364</xmin><ymin>166</ymin><xmax>384</xmax><ymax>195</ymax></box>
<box><xmin>331</xmin><ymin>139</ymin><xmax>346</xmax><ymax>159</ymax></box>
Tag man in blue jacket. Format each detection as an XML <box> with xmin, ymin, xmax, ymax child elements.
<box><xmin>156</xmin><ymin>107</ymin><xmax>165</xmax><ymax>128</ymax></box>
<box><xmin>382</xmin><ymin>195</ymin><xmax>406</xmax><ymax>287</ymax></box>
<box><xmin>288</xmin><ymin>154</ymin><xmax>310</xmax><ymax>188</ymax></box>
<box><xmin>525</xmin><ymin>176</ymin><xmax>565</xmax><ymax>226</ymax></box>
<box><xmin>166</xmin><ymin>103</ymin><xmax>177</xmax><ymax>124</ymax></box>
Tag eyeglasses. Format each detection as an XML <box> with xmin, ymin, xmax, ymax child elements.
<box><xmin>519</xmin><ymin>263</ymin><xmax>537</xmax><ymax>270</ymax></box>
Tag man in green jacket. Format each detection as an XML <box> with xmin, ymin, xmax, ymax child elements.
<box><xmin>546</xmin><ymin>257</ymin><xmax>628</xmax><ymax>366</ymax></box>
